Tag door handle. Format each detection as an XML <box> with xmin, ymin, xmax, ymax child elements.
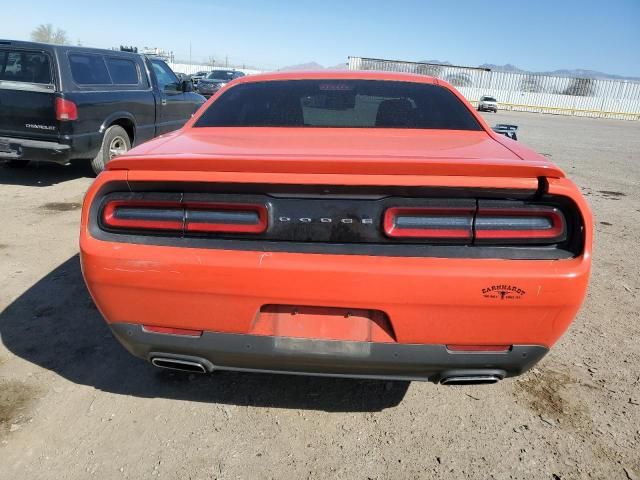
<box><xmin>161</xmin><ymin>99</ymin><xmax>167</xmax><ymax>106</ymax></box>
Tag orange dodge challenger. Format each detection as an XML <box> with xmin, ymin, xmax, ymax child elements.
<box><xmin>80</xmin><ymin>71</ymin><xmax>592</xmax><ymax>384</ymax></box>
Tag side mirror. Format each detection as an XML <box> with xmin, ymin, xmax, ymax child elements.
<box><xmin>181</xmin><ymin>79</ymin><xmax>193</xmax><ymax>93</ymax></box>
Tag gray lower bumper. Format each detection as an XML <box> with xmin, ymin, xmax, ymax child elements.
<box><xmin>110</xmin><ymin>323</ymin><xmax>548</xmax><ymax>382</ymax></box>
<box><xmin>0</xmin><ymin>136</ymin><xmax>71</xmax><ymax>163</ymax></box>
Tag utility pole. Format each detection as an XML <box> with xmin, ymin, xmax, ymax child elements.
<box><xmin>189</xmin><ymin>42</ymin><xmax>192</xmax><ymax>66</ymax></box>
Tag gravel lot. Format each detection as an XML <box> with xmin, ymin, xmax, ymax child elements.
<box><xmin>1</xmin><ymin>111</ymin><xmax>639</xmax><ymax>480</ymax></box>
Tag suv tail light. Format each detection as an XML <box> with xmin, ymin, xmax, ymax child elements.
<box><xmin>55</xmin><ymin>97</ymin><xmax>78</xmax><ymax>121</ymax></box>
<box><xmin>101</xmin><ymin>200</ymin><xmax>268</xmax><ymax>234</ymax></box>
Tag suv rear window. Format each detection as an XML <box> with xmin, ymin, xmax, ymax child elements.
<box><xmin>69</xmin><ymin>54</ymin><xmax>111</xmax><ymax>85</ymax></box>
<box><xmin>0</xmin><ymin>50</ymin><xmax>52</xmax><ymax>84</ymax></box>
<box><xmin>106</xmin><ymin>58</ymin><xmax>139</xmax><ymax>85</ymax></box>
<box><xmin>194</xmin><ymin>80</ymin><xmax>482</xmax><ymax>130</ymax></box>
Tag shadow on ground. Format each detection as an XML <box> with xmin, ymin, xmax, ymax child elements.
<box><xmin>0</xmin><ymin>255</ymin><xmax>409</xmax><ymax>412</ymax></box>
<box><xmin>0</xmin><ymin>161</ymin><xmax>93</xmax><ymax>187</ymax></box>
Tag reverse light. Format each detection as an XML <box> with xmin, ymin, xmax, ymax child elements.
<box><xmin>475</xmin><ymin>206</ymin><xmax>566</xmax><ymax>243</ymax></box>
<box><xmin>55</xmin><ymin>97</ymin><xmax>78</xmax><ymax>121</ymax></box>
<box><xmin>383</xmin><ymin>206</ymin><xmax>475</xmax><ymax>240</ymax></box>
<box><xmin>185</xmin><ymin>203</ymin><xmax>267</xmax><ymax>233</ymax></box>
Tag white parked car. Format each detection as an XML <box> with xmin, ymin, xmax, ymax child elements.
<box><xmin>478</xmin><ymin>95</ymin><xmax>498</xmax><ymax>112</ymax></box>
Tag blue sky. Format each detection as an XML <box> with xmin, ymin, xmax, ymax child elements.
<box><xmin>4</xmin><ymin>0</ymin><xmax>639</xmax><ymax>75</ymax></box>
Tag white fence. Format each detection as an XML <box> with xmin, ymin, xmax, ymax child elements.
<box><xmin>348</xmin><ymin>56</ymin><xmax>640</xmax><ymax>120</ymax></box>
<box><xmin>167</xmin><ymin>62</ymin><xmax>263</xmax><ymax>76</ymax></box>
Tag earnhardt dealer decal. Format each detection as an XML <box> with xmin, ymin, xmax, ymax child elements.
<box><xmin>482</xmin><ymin>284</ymin><xmax>526</xmax><ymax>300</ymax></box>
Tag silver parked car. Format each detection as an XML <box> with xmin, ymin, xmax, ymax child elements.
<box><xmin>478</xmin><ymin>95</ymin><xmax>498</xmax><ymax>112</ymax></box>
<box><xmin>189</xmin><ymin>71</ymin><xmax>210</xmax><ymax>86</ymax></box>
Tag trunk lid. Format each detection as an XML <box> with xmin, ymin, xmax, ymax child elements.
<box><xmin>109</xmin><ymin>128</ymin><xmax>565</xmax><ymax>178</ymax></box>
<box><xmin>0</xmin><ymin>46</ymin><xmax>59</xmax><ymax>141</ymax></box>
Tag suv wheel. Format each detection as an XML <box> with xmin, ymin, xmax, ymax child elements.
<box><xmin>91</xmin><ymin>125</ymin><xmax>131</xmax><ymax>175</ymax></box>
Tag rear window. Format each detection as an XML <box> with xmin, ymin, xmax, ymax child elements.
<box><xmin>482</xmin><ymin>96</ymin><xmax>497</xmax><ymax>102</ymax></box>
<box><xmin>194</xmin><ymin>80</ymin><xmax>482</xmax><ymax>130</ymax></box>
<box><xmin>0</xmin><ymin>49</ymin><xmax>52</xmax><ymax>84</ymax></box>
<box><xmin>207</xmin><ymin>70</ymin><xmax>244</xmax><ymax>81</ymax></box>
<box><xmin>69</xmin><ymin>54</ymin><xmax>111</xmax><ymax>85</ymax></box>
<box><xmin>106</xmin><ymin>58</ymin><xmax>139</xmax><ymax>85</ymax></box>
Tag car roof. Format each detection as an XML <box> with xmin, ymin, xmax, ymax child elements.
<box><xmin>0</xmin><ymin>39</ymin><xmax>142</xmax><ymax>58</ymax></box>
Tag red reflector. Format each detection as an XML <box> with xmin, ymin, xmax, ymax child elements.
<box><xmin>383</xmin><ymin>206</ymin><xmax>474</xmax><ymax>239</ymax></box>
<box><xmin>143</xmin><ymin>325</ymin><xmax>203</xmax><ymax>337</ymax></box>
<box><xmin>185</xmin><ymin>203</ymin><xmax>268</xmax><ymax>233</ymax></box>
<box><xmin>446</xmin><ymin>345</ymin><xmax>512</xmax><ymax>352</ymax></box>
<box><xmin>55</xmin><ymin>97</ymin><xmax>78</xmax><ymax>121</ymax></box>
<box><xmin>102</xmin><ymin>200</ymin><xmax>183</xmax><ymax>231</ymax></box>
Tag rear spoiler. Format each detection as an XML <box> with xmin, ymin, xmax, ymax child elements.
<box><xmin>492</xmin><ymin>124</ymin><xmax>518</xmax><ymax>141</ymax></box>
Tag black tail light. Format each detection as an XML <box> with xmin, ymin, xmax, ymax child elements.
<box><xmin>475</xmin><ymin>203</ymin><xmax>566</xmax><ymax>244</ymax></box>
<box><xmin>185</xmin><ymin>203</ymin><xmax>267</xmax><ymax>234</ymax></box>
<box><xmin>383</xmin><ymin>206</ymin><xmax>474</xmax><ymax>240</ymax></box>
<box><xmin>102</xmin><ymin>200</ymin><xmax>184</xmax><ymax>231</ymax></box>
<box><xmin>383</xmin><ymin>201</ymin><xmax>568</xmax><ymax>245</ymax></box>
<box><xmin>101</xmin><ymin>199</ymin><xmax>267</xmax><ymax>234</ymax></box>
<box><xmin>94</xmin><ymin>189</ymin><xmax>582</xmax><ymax>259</ymax></box>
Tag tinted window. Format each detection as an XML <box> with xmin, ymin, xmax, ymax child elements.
<box><xmin>106</xmin><ymin>58</ymin><xmax>139</xmax><ymax>85</ymax></box>
<box><xmin>482</xmin><ymin>96</ymin><xmax>497</xmax><ymax>102</ymax></box>
<box><xmin>195</xmin><ymin>80</ymin><xmax>482</xmax><ymax>130</ymax></box>
<box><xmin>69</xmin><ymin>54</ymin><xmax>111</xmax><ymax>85</ymax></box>
<box><xmin>206</xmin><ymin>70</ymin><xmax>244</xmax><ymax>80</ymax></box>
<box><xmin>0</xmin><ymin>50</ymin><xmax>52</xmax><ymax>84</ymax></box>
<box><xmin>151</xmin><ymin>60</ymin><xmax>179</xmax><ymax>90</ymax></box>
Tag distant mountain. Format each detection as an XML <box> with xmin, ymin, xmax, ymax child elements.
<box><xmin>479</xmin><ymin>63</ymin><xmax>525</xmax><ymax>73</ymax></box>
<box><xmin>542</xmin><ymin>68</ymin><xmax>640</xmax><ymax>81</ymax></box>
<box><xmin>279</xmin><ymin>60</ymin><xmax>639</xmax><ymax>81</ymax></box>
<box><xmin>418</xmin><ymin>59</ymin><xmax>453</xmax><ymax>66</ymax></box>
<box><xmin>480</xmin><ymin>63</ymin><xmax>639</xmax><ymax>81</ymax></box>
<box><xmin>278</xmin><ymin>62</ymin><xmax>325</xmax><ymax>71</ymax></box>
<box><xmin>328</xmin><ymin>62</ymin><xmax>348</xmax><ymax>70</ymax></box>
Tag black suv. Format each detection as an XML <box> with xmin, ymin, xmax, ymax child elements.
<box><xmin>0</xmin><ymin>40</ymin><xmax>205</xmax><ymax>173</ymax></box>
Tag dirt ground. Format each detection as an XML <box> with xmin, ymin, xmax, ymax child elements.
<box><xmin>0</xmin><ymin>111</ymin><xmax>639</xmax><ymax>480</ymax></box>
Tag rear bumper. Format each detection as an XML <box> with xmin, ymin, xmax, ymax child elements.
<box><xmin>0</xmin><ymin>136</ymin><xmax>71</xmax><ymax>163</ymax></box>
<box><xmin>81</xmin><ymin>238</ymin><xmax>591</xmax><ymax>348</ymax></box>
<box><xmin>110</xmin><ymin>322</ymin><xmax>548</xmax><ymax>382</ymax></box>
<box><xmin>80</xmin><ymin>171</ymin><xmax>592</xmax><ymax>379</ymax></box>
<box><xmin>0</xmin><ymin>131</ymin><xmax>104</xmax><ymax>164</ymax></box>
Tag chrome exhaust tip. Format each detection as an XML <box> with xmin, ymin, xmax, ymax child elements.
<box><xmin>439</xmin><ymin>369</ymin><xmax>505</xmax><ymax>385</ymax></box>
<box><xmin>440</xmin><ymin>375</ymin><xmax>501</xmax><ymax>385</ymax></box>
<box><xmin>151</xmin><ymin>357</ymin><xmax>208</xmax><ymax>374</ymax></box>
